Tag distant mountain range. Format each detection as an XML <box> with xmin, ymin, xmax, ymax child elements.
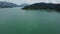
<box><xmin>0</xmin><ymin>1</ymin><xmax>28</xmax><ymax>8</ymax></box>
<box><xmin>18</xmin><ymin>3</ymin><xmax>29</xmax><ymax>7</ymax></box>
<box><xmin>0</xmin><ymin>1</ymin><xmax>18</xmax><ymax>8</ymax></box>
<box><xmin>22</xmin><ymin>2</ymin><xmax>60</xmax><ymax>11</ymax></box>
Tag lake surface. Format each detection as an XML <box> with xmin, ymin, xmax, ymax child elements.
<box><xmin>0</xmin><ymin>7</ymin><xmax>60</xmax><ymax>34</ymax></box>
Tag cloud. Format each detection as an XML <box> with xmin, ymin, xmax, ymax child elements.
<box><xmin>0</xmin><ymin>0</ymin><xmax>60</xmax><ymax>4</ymax></box>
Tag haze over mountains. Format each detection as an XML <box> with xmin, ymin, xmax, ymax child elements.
<box><xmin>0</xmin><ymin>0</ymin><xmax>60</xmax><ymax>5</ymax></box>
<box><xmin>0</xmin><ymin>1</ymin><xmax>28</xmax><ymax>8</ymax></box>
<box><xmin>0</xmin><ymin>0</ymin><xmax>60</xmax><ymax>11</ymax></box>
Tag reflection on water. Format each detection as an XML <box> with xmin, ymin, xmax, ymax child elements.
<box><xmin>0</xmin><ymin>7</ymin><xmax>60</xmax><ymax>34</ymax></box>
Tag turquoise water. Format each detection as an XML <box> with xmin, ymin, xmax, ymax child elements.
<box><xmin>0</xmin><ymin>7</ymin><xmax>60</xmax><ymax>34</ymax></box>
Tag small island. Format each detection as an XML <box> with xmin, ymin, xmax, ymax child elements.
<box><xmin>22</xmin><ymin>2</ymin><xmax>60</xmax><ymax>11</ymax></box>
<box><xmin>0</xmin><ymin>1</ymin><xmax>18</xmax><ymax>8</ymax></box>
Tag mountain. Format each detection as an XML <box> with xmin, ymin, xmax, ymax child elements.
<box><xmin>18</xmin><ymin>3</ymin><xmax>29</xmax><ymax>7</ymax></box>
<box><xmin>0</xmin><ymin>1</ymin><xmax>18</xmax><ymax>8</ymax></box>
<box><xmin>22</xmin><ymin>2</ymin><xmax>60</xmax><ymax>11</ymax></box>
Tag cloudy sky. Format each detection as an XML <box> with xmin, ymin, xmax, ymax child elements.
<box><xmin>0</xmin><ymin>0</ymin><xmax>60</xmax><ymax>4</ymax></box>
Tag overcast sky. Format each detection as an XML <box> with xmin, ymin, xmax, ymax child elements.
<box><xmin>0</xmin><ymin>0</ymin><xmax>60</xmax><ymax>4</ymax></box>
